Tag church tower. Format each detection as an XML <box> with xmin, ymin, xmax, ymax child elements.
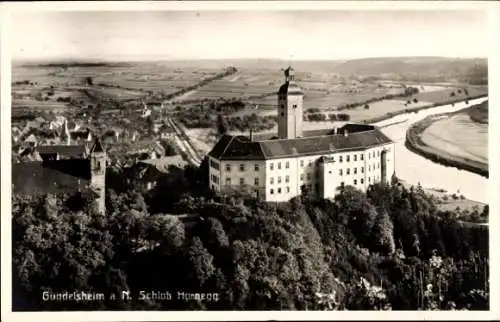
<box><xmin>89</xmin><ymin>138</ymin><xmax>106</xmax><ymax>214</ymax></box>
<box><xmin>277</xmin><ymin>65</ymin><xmax>304</xmax><ymax>139</ymax></box>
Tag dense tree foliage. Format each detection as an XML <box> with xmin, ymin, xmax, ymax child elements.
<box><xmin>12</xmin><ymin>168</ymin><xmax>489</xmax><ymax>311</ymax></box>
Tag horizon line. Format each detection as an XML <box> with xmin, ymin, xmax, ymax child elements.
<box><xmin>12</xmin><ymin>55</ymin><xmax>488</xmax><ymax>64</ymax></box>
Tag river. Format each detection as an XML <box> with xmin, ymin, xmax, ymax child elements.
<box><xmin>373</xmin><ymin>97</ymin><xmax>489</xmax><ymax>204</ymax></box>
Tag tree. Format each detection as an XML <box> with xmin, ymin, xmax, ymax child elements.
<box><xmin>146</xmin><ymin>214</ymin><xmax>186</xmax><ymax>252</ymax></box>
<box><xmin>372</xmin><ymin>211</ymin><xmax>396</xmax><ymax>254</ymax></box>
<box><xmin>216</xmin><ymin>114</ymin><xmax>229</xmax><ymax>135</ymax></box>
<box><xmin>85</xmin><ymin>76</ymin><xmax>93</xmax><ymax>86</ymax></box>
<box><xmin>186</xmin><ymin>237</ymin><xmax>216</xmax><ymax>286</ymax></box>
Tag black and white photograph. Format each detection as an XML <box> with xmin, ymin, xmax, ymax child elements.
<box><xmin>1</xmin><ymin>1</ymin><xmax>497</xmax><ymax>320</ymax></box>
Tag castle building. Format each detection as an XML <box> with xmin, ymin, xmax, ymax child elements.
<box><xmin>207</xmin><ymin>66</ymin><xmax>395</xmax><ymax>202</ymax></box>
<box><xmin>12</xmin><ymin>138</ymin><xmax>107</xmax><ymax>213</ymax></box>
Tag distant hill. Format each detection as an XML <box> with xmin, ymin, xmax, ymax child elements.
<box><xmin>330</xmin><ymin>56</ymin><xmax>487</xmax><ymax>78</ymax></box>
<box><xmin>14</xmin><ymin>56</ymin><xmax>488</xmax><ymax>83</ymax></box>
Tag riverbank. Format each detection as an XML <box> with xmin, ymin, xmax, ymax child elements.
<box><xmin>364</xmin><ymin>93</ymin><xmax>488</xmax><ymax>125</ymax></box>
<box><xmin>398</xmin><ymin>179</ymin><xmax>487</xmax><ymax>224</ymax></box>
<box><xmin>405</xmin><ymin>106</ymin><xmax>488</xmax><ymax>178</ymax></box>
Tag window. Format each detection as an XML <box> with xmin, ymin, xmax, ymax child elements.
<box><xmin>300</xmin><ymin>174</ymin><xmax>304</xmax><ymax>181</ymax></box>
<box><xmin>354</xmin><ymin>179</ymin><xmax>357</xmax><ymax>185</ymax></box>
<box><xmin>368</xmin><ymin>153</ymin><xmax>371</xmax><ymax>160</ymax></box>
<box><xmin>293</xmin><ymin>104</ymin><xmax>297</xmax><ymax>108</ymax></box>
<box><xmin>278</xmin><ymin>176</ymin><xmax>282</xmax><ymax>183</ymax></box>
<box><xmin>239</xmin><ymin>164</ymin><xmax>245</xmax><ymax>172</ymax></box>
<box><xmin>346</xmin><ymin>168</ymin><xmax>350</xmax><ymax>175</ymax></box>
<box><xmin>281</xmin><ymin>112</ymin><xmax>284</xmax><ymax>117</ymax></box>
<box><xmin>270</xmin><ymin>163</ymin><xmax>274</xmax><ymax>170</ymax></box>
<box><xmin>361</xmin><ymin>154</ymin><xmax>364</xmax><ymax>161</ymax></box>
<box><xmin>278</xmin><ymin>188</ymin><xmax>282</xmax><ymax>194</ymax></box>
<box><xmin>225</xmin><ymin>164</ymin><xmax>231</xmax><ymax>172</ymax></box>
<box><xmin>354</xmin><ymin>167</ymin><xmax>357</xmax><ymax>174</ymax></box>
<box><xmin>361</xmin><ymin>178</ymin><xmax>364</xmax><ymax>184</ymax></box>
<box><xmin>354</xmin><ymin>155</ymin><xmax>357</xmax><ymax>161</ymax></box>
<box><xmin>306</xmin><ymin>173</ymin><xmax>311</xmax><ymax>180</ymax></box>
<box><xmin>368</xmin><ymin>177</ymin><xmax>371</xmax><ymax>183</ymax></box>
<box><xmin>339</xmin><ymin>169</ymin><xmax>343</xmax><ymax>176</ymax></box>
<box><xmin>373</xmin><ymin>151</ymin><xmax>375</xmax><ymax>158</ymax></box>
<box><xmin>285</xmin><ymin>175</ymin><xmax>290</xmax><ymax>183</ymax></box>
<box><xmin>254</xmin><ymin>164</ymin><xmax>259</xmax><ymax>171</ymax></box>
<box><xmin>278</xmin><ymin>162</ymin><xmax>282</xmax><ymax>169</ymax></box>
<box><xmin>368</xmin><ymin>165</ymin><xmax>371</xmax><ymax>171</ymax></box>
<box><xmin>378</xmin><ymin>163</ymin><xmax>380</xmax><ymax>169</ymax></box>
<box><xmin>300</xmin><ymin>160</ymin><xmax>304</xmax><ymax>167</ymax></box>
<box><xmin>377</xmin><ymin>151</ymin><xmax>380</xmax><ymax>157</ymax></box>
<box><xmin>240</xmin><ymin>178</ymin><xmax>245</xmax><ymax>186</ymax></box>
<box><xmin>286</xmin><ymin>186</ymin><xmax>290</xmax><ymax>193</ymax></box>
<box><xmin>285</xmin><ymin>161</ymin><xmax>290</xmax><ymax>169</ymax></box>
<box><xmin>341</xmin><ymin>182</ymin><xmax>345</xmax><ymax>188</ymax></box>
<box><xmin>254</xmin><ymin>177</ymin><xmax>259</xmax><ymax>186</ymax></box>
<box><xmin>361</xmin><ymin>167</ymin><xmax>364</xmax><ymax>173</ymax></box>
<box><xmin>315</xmin><ymin>183</ymin><xmax>320</xmax><ymax>191</ymax></box>
<box><xmin>270</xmin><ymin>177</ymin><xmax>274</xmax><ymax>184</ymax></box>
<box><xmin>225</xmin><ymin>178</ymin><xmax>231</xmax><ymax>185</ymax></box>
<box><xmin>339</xmin><ymin>156</ymin><xmax>343</xmax><ymax>163</ymax></box>
<box><xmin>346</xmin><ymin>155</ymin><xmax>350</xmax><ymax>162</ymax></box>
<box><xmin>270</xmin><ymin>188</ymin><xmax>274</xmax><ymax>194</ymax></box>
<box><xmin>309</xmin><ymin>160</ymin><xmax>312</xmax><ymax>166</ymax></box>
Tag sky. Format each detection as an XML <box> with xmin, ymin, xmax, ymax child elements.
<box><xmin>11</xmin><ymin>10</ymin><xmax>489</xmax><ymax>61</ymax></box>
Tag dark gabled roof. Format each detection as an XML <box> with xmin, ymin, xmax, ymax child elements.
<box><xmin>12</xmin><ymin>160</ymin><xmax>91</xmax><ymax>195</ymax></box>
<box><xmin>252</xmin><ymin>128</ymin><xmax>334</xmax><ymax>141</ymax></box>
<box><xmin>258</xmin><ymin>129</ymin><xmax>391</xmax><ymax>159</ymax></box>
<box><xmin>207</xmin><ymin>134</ymin><xmax>235</xmax><ymax>159</ymax></box>
<box><xmin>208</xmin><ymin>134</ymin><xmax>266</xmax><ymax>161</ymax></box>
<box><xmin>90</xmin><ymin>138</ymin><xmax>104</xmax><ymax>153</ymax></box>
<box><xmin>208</xmin><ymin>124</ymin><xmax>393</xmax><ymax>161</ymax></box>
<box><xmin>36</xmin><ymin>145</ymin><xmax>87</xmax><ymax>158</ymax></box>
<box><xmin>70</xmin><ymin>129</ymin><xmax>90</xmax><ymax>139</ymax></box>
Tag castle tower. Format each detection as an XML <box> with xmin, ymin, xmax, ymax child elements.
<box><xmin>89</xmin><ymin>138</ymin><xmax>106</xmax><ymax>214</ymax></box>
<box><xmin>277</xmin><ymin>65</ymin><xmax>304</xmax><ymax>139</ymax></box>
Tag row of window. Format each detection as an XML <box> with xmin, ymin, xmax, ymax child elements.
<box><xmin>225</xmin><ymin>177</ymin><xmax>260</xmax><ymax>186</ymax></box>
<box><xmin>270</xmin><ymin>186</ymin><xmax>291</xmax><ymax>195</ymax></box>
<box><xmin>337</xmin><ymin>163</ymin><xmax>380</xmax><ymax>176</ymax></box>
<box><xmin>270</xmin><ymin>175</ymin><xmax>290</xmax><ymax>184</ymax></box>
<box><xmin>222</xmin><ymin>150</ymin><xmax>388</xmax><ymax>173</ymax></box>
<box><xmin>210</xmin><ymin>174</ymin><xmax>219</xmax><ymax>184</ymax></box>
<box><xmin>225</xmin><ymin>163</ymin><xmax>260</xmax><ymax>172</ymax></box>
<box><xmin>269</xmin><ymin>161</ymin><xmax>290</xmax><ymax>170</ymax></box>
<box><xmin>300</xmin><ymin>172</ymin><xmax>318</xmax><ymax>181</ymax></box>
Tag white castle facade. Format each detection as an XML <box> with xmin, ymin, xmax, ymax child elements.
<box><xmin>207</xmin><ymin>66</ymin><xmax>396</xmax><ymax>202</ymax></box>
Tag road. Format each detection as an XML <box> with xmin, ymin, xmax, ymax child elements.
<box><xmin>165</xmin><ymin>117</ymin><xmax>202</xmax><ymax>166</ymax></box>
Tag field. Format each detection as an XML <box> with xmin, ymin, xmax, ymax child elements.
<box><xmin>175</xmin><ymin>68</ymin><xmax>408</xmax><ymax>109</ymax></box>
<box><xmin>13</xmin><ymin>63</ymin><xmax>226</xmax><ymax>99</ymax></box>
<box><xmin>420</xmin><ymin>113</ymin><xmax>488</xmax><ymax>164</ymax></box>
<box><xmin>394</xmin><ymin>86</ymin><xmax>488</xmax><ymax>104</ymax></box>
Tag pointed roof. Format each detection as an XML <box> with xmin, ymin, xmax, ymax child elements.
<box><xmin>90</xmin><ymin>138</ymin><xmax>104</xmax><ymax>153</ymax></box>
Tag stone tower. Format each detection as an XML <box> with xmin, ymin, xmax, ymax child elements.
<box><xmin>277</xmin><ymin>65</ymin><xmax>304</xmax><ymax>139</ymax></box>
<box><xmin>89</xmin><ymin>138</ymin><xmax>106</xmax><ymax>214</ymax></box>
